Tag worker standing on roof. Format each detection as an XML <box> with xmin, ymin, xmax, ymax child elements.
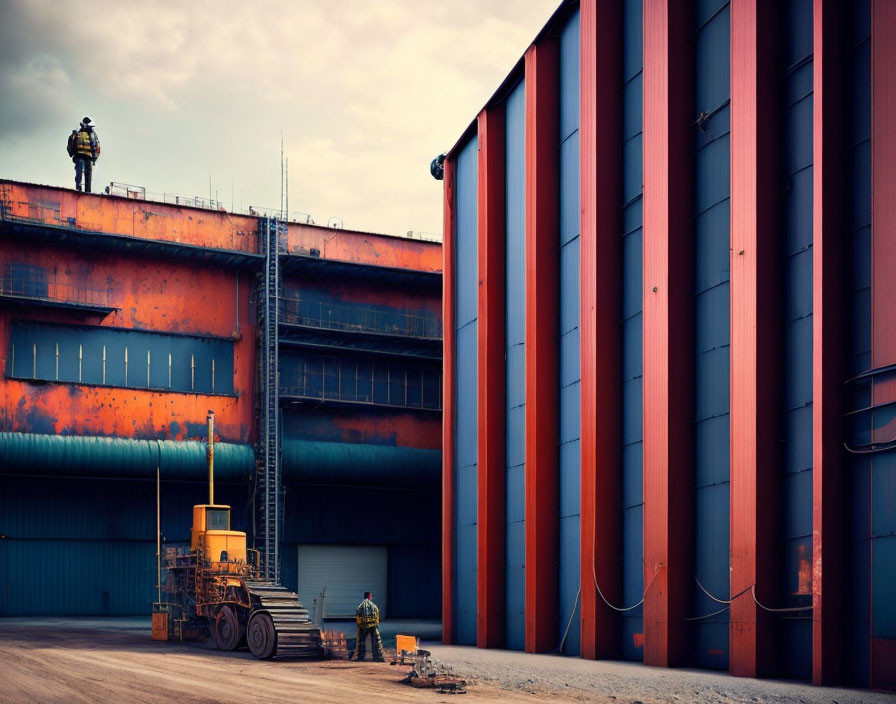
<box><xmin>353</xmin><ymin>591</ymin><xmax>384</xmax><ymax>662</ymax></box>
<box><xmin>67</xmin><ymin>116</ymin><xmax>100</xmax><ymax>193</ymax></box>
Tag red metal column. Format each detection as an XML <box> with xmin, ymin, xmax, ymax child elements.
<box><xmin>642</xmin><ymin>0</ymin><xmax>694</xmax><ymax>667</ymax></box>
<box><xmin>442</xmin><ymin>157</ymin><xmax>457</xmax><ymax>645</ymax></box>
<box><xmin>729</xmin><ymin>0</ymin><xmax>779</xmax><ymax>679</ymax></box>
<box><xmin>524</xmin><ymin>38</ymin><xmax>560</xmax><ymax>654</ymax></box>
<box><xmin>477</xmin><ymin>107</ymin><xmax>507</xmax><ymax>649</ymax></box>
<box><xmin>871</xmin><ymin>3</ymin><xmax>896</xmax><ymax>399</ymax></box>
<box><xmin>812</xmin><ymin>0</ymin><xmax>847</xmax><ymax>686</ymax></box>
<box><xmin>870</xmin><ymin>0</ymin><xmax>896</xmax><ymax>689</ymax></box>
<box><xmin>580</xmin><ymin>0</ymin><xmax>623</xmax><ymax>661</ymax></box>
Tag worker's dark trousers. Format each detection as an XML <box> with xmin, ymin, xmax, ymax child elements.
<box><xmin>74</xmin><ymin>157</ymin><xmax>93</xmax><ymax>193</ymax></box>
<box><xmin>355</xmin><ymin>625</ymin><xmax>383</xmax><ymax>660</ymax></box>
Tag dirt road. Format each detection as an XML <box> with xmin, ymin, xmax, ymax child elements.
<box><xmin>1</xmin><ymin>622</ymin><xmax>893</xmax><ymax>704</ymax></box>
<box><xmin>0</xmin><ymin>625</ymin><xmax>554</xmax><ymax>703</ymax></box>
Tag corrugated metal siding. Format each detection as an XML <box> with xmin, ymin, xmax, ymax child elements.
<box><xmin>867</xmin><ymin>0</ymin><xmax>896</xmax><ymax>653</ymax></box>
<box><xmin>280</xmin><ymin>484</ymin><xmax>440</xmax><ymax>618</ymax></box>
<box><xmin>297</xmin><ymin>545</ymin><xmax>387</xmax><ymax>619</ymax></box>
<box><xmin>846</xmin><ymin>0</ymin><xmax>872</xmax><ymax>685</ymax></box>
<box><xmin>454</xmin><ymin>135</ymin><xmax>479</xmax><ymax>645</ymax></box>
<box><xmin>8</xmin><ymin>320</ymin><xmax>234</xmax><ymax>395</ymax></box>
<box><xmin>0</xmin><ymin>476</ymin><xmax>247</xmax><ymax>615</ymax></box>
<box><xmin>558</xmin><ymin>9</ymin><xmax>582</xmax><ymax>656</ymax></box>
<box><xmin>778</xmin><ymin>0</ymin><xmax>814</xmax><ymax>679</ymax></box>
<box><xmin>693</xmin><ymin>0</ymin><xmax>731</xmax><ymax>670</ymax></box>
<box><xmin>620</xmin><ymin>0</ymin><xmax>644</xmax><ymax>661</ymax></box>
<box><xmin>387</xmin><ymin>544</ymin><xmax>441</xmax><ymax>619</ymax></box>
<box><xmin>505</xmin><ymin>79</ymin><xmax>527</xmax><ymax>651</ymax></box>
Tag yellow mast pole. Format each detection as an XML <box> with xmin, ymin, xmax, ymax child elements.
<box><xmin>156</xmin><ymin>463</ymin><xmax>161</xmax><ymax>605</ymax></box>
<box><xmin>207</xmin><ymin>410</ymin><xmax>215</xmax><ymax>505</ymax></box>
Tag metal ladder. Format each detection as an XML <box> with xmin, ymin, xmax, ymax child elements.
<box><xmin>258</xmin><ymin>217</ymin><xmax>285</xmax><ymax>582</ymax></box>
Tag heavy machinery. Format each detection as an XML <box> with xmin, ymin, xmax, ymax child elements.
<box><xmin>152</xmin><ymin>411</ymin><xmax>323</xmax><ymax>659</ymax></box>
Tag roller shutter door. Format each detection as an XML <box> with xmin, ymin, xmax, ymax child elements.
<box><xmin>297</xmin><ymin>545</ymin><xmax>387</xmax><ymax>619</ymax></box>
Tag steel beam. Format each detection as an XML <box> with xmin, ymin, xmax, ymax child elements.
<box><xmin>477</xmin><ymin>106</ymin><xmax>507</xmax><ymax>649</ymax></box>
<box><xmin>641</xmin><ymin>0</ymin><xmax>694</xmax><ymax>667</ymax></box>
<box><xmin>812</xmin><ymin>0</ymin><xmax>848</xmax><ymax>686</ymax></box>
<box><xmin>729</xmin><ymin>0</ymin><xmax>779</xmax><ymax>678</ymax></box>
<box><xmin>524</xmin><ymin>38</ymin><xmax>560</xmax><ymax>654</ymax></box>
<box><xmin>870</xmin><ymin>0</ymin><xmax>896</xmax><ymax>690</ymax></box>
<box><xmin>579</xmin><ymin>0</ymin><xmax>623</xmax><ymax>661</ymax></box>
<box><xmin>442</xmin><ymin>157</ymin><xmax>457</xmax><ymax>644</ymax></box>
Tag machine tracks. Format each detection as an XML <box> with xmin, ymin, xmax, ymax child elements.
<box><xmin>244</xmin><ymin>580</ymin><xmax>323</xmax><ymax>659</ymax></box>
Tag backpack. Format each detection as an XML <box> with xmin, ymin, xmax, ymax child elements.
<box><xmin>66</xmin><ymin>131</ymin><xmax>78</xmax><ymax>157</ymax></box>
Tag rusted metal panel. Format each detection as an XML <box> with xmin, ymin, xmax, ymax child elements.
<box><xmin>283</xmin><ymin>410</ymin><xmax>441</xmax><ymax>450</ymax></box>
<box><xmin>0</xmin><ymin>240</ymin><xmax>254</xmax><ymax>443</ymax></box>
<box><xmin>286</xmin><ymin>223</ymin><xmax>442</xmax><ymax>273</ymax></box>
<box><xmin>0</xmin><ymin>180</ymin><xmax>443</xmax><ymax>274</ymax></box>
<box><xmin>0</xmin><ymin>181</ymin><xmax>258</xmax><ymax>253</ymax></box>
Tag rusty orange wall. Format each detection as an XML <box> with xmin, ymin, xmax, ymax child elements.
<box><xmin>1</xmin><ymin>181</ymin><xmax>259</xmax><ymax>253</ymax></box>
<box><xmin>284</xmin><ymin>411</ymin><xmax>441</xmax><ymax>451</ymax></box>
<box><xmin>282</xmin><ymin>277</ymin><xmax>441</xmax><ymax>318</ymax></box>
<box><xmin>0</xmin><ymin>239</ymin><xmax>254</xmax><ymax>443</ymax></box>
<box><xmin>287</xmin><ymin>222</ymin><xmax>441</xmax><ymax>272</ymax></box>
<box><xmin>1</xmin><ymin>180</ymin><xmax>442</xmax><ymax>270</ymax></box>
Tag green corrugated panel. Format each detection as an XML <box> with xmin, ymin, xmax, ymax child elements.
<box><xmin>0</xmin><ymin>432</ymin><xmax>254</xmax><ymax>480</ymax></box>
<box><xmin>0</xmin><ymin>539</ymin><xmax>155</xmax><ymax>616</ymax></box>
<box><xmin>281</xmin><ymin>439</ymin><xmax>439</xmax><ymax>489</ymax></box>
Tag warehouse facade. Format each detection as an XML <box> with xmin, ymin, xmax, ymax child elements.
<box><xmin>441</xmin><ymin>0</ymin><xmax>893</xmax><ymax>690</ymax></box>
<box><xmin>0</xmin><ymin>179</ymin><xmax>442</xmax><ymax>621</ymax></box>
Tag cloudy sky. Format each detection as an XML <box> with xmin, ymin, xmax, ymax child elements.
<box><xmin>0</xmin><ymin>0</ymin><xmax>559</xmax><ymax>237</ymax></box>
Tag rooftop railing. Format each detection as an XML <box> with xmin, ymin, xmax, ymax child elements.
<box><xmin>279</xmin><ymin>297</ymin><xmax>442</xmax><ymax>340</ymax></box>
<box><xmin>0</xmin><ymin>272</ymin><xmax>111</xmax><ymax>309</ymax></box>
<box><xmin>280</xmin><ymin>371</ymin><xmax>441</xmax><ymax>411</ymax></box>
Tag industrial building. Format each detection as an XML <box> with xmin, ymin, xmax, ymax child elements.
<box><xmin>441</xmin><ymin>0</ymin><xmax>894</xmax><ymax>691</ymax></box>
<box><xmin>0</xmin><ymin>178</ymin><xmax>442</xmax><ymax>622</ymax></box>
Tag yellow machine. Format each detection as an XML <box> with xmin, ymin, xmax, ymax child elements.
<box><xmin>152</xmin><ymin>411</ymin><xmax>322</xmax><ymax>659</ymax></box>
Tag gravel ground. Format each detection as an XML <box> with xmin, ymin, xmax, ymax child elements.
<box><xmin>0</xmin><ymin>619</ymin><xmax>892</xmax><ymax>703</ymax></box>
<box><xmin>425</xmin><ymin>643</ymin><xmax>896</xmax><ymax>704</ymax></box>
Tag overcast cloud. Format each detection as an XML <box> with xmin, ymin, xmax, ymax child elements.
<box><xmin>0</xmin><ymin>0</ymin><xmax>559</xmax><ymax>237</ymax></box>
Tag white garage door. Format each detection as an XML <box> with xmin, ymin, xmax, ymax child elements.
<box><xmin>297</xmin><ymin>545</ymin><xmax>387</xmax><ymax>619</ymax></box>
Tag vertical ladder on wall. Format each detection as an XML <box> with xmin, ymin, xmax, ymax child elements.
<box><xmin>257</xmin><ymin>217</ymin><xmax>285</xmax><ymax>582</ymax></box>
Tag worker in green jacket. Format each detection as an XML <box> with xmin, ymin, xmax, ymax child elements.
<box><xmin>353</xmin><ymin>591</ymin><xmax>384</xmax><ymax>662</ymax></box>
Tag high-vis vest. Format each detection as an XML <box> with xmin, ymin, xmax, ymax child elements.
<box><xmin>356</xmin><ymin>599</ymin><xmax>379</xmax><ymax>628</ymax></box>
<box><xmin>76</xmin><ymin>130</ymin><xmax>99</xmax><ymax>158</ymax></box>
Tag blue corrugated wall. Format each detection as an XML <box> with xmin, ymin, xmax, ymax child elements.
<box><xmin>280</xmin><ymin>484</ymin><xmax>441</xmax><ymax>619</ymax></box>
<box><xmin>853</xmin><ymin>3</ymin><xmax>896</xmax><ymax>681</ymax></box>
<box><xmin>865</xmin><ymin>0</ymin><xmax>896</xmax><ymax>663</ymax></box>
<box><xmin>620</xmin><ymin>0</ymin><xmax>644</xmax><ymax>661</ymax></box>
<box><xmin>558</xmin><ymin>9</ymin><xmax>582</xmax><ymax>656</ymax></box>
<box><xmin>693</xmin><ymin>0</ymin><xmax>731</xmax><ymax>670</ymax></box>
<box><xmin>778</xmin><ymin>0</ymin><xmax>814</xmax><ymax>679</ymax></box>
<box><xmin>0</xmin><ymin>476</ymin><xmax>246</xmax><ymax>615</ymax></box>
<box><xmin>454</xmin><ymin>136</ymin><xmax>479</xmax><ymax>645</ymax></box>
<box><xmin>505</xmin><ymin>79</ymin><xmax>527</xmax><ymax>651</ymax></box>
<box><xmin>846</xmin><ymin>0</ymin><xmax>871</xmax><ymax>685</ymax></box>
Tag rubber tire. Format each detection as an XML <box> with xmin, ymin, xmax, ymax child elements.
<box><xmin>214</xmin><ymin>606</ymin><xmax>243</xmax><ymax>651</ymax></box>
<box><xmin>247</xmin><ymin>612</ymin><xmax>276</xmax><ymax>659</ymax></box>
